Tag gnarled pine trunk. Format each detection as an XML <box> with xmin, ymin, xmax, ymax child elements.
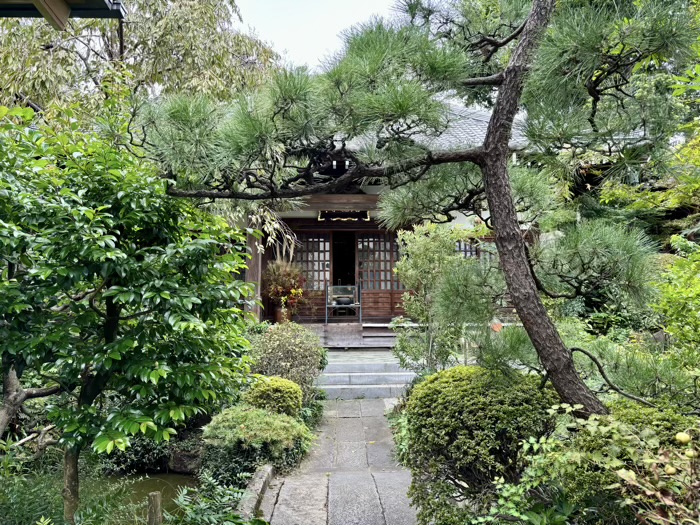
<box><xmin>481</xmin><ymin>0</ymin><xmax>607</xmax><ymax>416</ymax></box>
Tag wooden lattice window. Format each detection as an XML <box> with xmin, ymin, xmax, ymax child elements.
<box><xmin>357</xmin><ymin>233</ymin><xmax>401</xmax><ymax>291</ymax></box>
<box><xmin>456</xmin><ymin>240</ymin><xmax>478</xmax><ymax>258</ymax></box>
<box><xmin>294</xmin><ymin>234</ymin><xmax>330</xmax><ymax>291</ymax></box>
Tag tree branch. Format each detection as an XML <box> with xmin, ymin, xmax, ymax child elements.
<box><xmin>461</xmin><ymin>72</ymin><xmax>505</xmax><ymax>87</ymax></box>
<box><xmin>24</xmin><ymin>385</ymin><xmax>61</xmax><ymax>400</ymax></box>
<box><xmin>166</xmin><ymin>147</ymin><xmax>485</xmax><ymax>200</ymax></box>
<box><xmin>571</xmin><ymin>347</ymin><xmax>657</xmax><ymax>408</ymax></box>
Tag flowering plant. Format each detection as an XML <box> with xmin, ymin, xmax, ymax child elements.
<box><xmin>262</xmin><ymin>260</ymin><xmax>306</xmax><ymax>312</ymax></box>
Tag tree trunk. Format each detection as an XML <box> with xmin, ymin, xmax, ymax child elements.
<box><xmin>481</xmin><ymin>0</ymin><xmax>607</xmax><ymax>415</ymax></box>
<box><xmin>63</xmin><ymin>446</ymin><xmax>81</xmax><ymax>525</ymax></box>
<box><xmin>0</xmin><ymin>360</ymin><xmax>25</xmax><ymax>437</ymax></box>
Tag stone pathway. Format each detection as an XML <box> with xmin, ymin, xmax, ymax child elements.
<box><xmin>259</xmin><ymin>399</ymin><xmax>417</xmax><ymax>525</ymax></box>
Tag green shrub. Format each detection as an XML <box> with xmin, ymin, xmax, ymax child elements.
<box><xmin>482</xmin><ymin>405</ymin><xmax>700</xmax><ymax>525</ymax></box>
<box><xmin>165</xmin><ymin>473</ymin><xmax>264</xmax><ymax>525</ymax></box>
<box><xmin>0</xmin><ymin>466</ymin><xmax>145</xmax><ymax>525</ymax></box>
<box><xmin>405</xmin><ymin>366</ymin><xmax>558</xmax><ymax>525</ymax></box>
<box><xmin>245</xmin><ymin>376</ymin><xmax>303</xmax><ymax>418</ymax></box>
<box><xmin>249</xmin><ymin>322</ymin><xmax>325</xmax><ymax>404</ymax></box>
<box><xmin>100</xmin><ymin>434</ymin><xmax>170</xmax><ymax>475</ymax></box>
<box><xmin>609</xmin><ymin>399</ymin><xmax>697</xmax><ymax>445</ymax></box>
<box><xmin>300</xmin><ymin>398</ymin><xmax>324</xmax><ymax>429</ymax></box>
<box><xmin>201</xmin><ymin>404</ymin><xmax>313</xmax><ymax>486</ymax></box>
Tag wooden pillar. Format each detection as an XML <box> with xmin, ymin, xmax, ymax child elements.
<box><xmin>147</xmin><ymin>492</ymin><xmax>163</xmax><ymax>525</ymax></box>
<box><xmin>246</xmin><ymin>230</ymin><xmax>263</xmax><ymax>321</ymax></box>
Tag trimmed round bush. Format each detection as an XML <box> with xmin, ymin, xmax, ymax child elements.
<box><xmin>201</xmin><ymin>404</ymin><xmax>313</xmax><ymax>486</ymax></box>
<box><xmin>249</xmin><ymin>322</ymin><xmax>325</xmax><ymax>404</ymax></box>
<box><xmin>405</xmin><ymin>366</ymin><xmax>558</xmax><ymax>525</ymax></box>
<box><xmin>245</xmin><ymin>376</ymin><xmax>303</xmax><ymax>418</ymax></box>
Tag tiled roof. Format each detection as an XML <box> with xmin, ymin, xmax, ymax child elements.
<box><xmin>345</xmin><ymin>100</ymin><xmax>528</xmax><ymax>152</ymax></box>
<box><xmin>426</xmin><ymin>100</ymin><xmax>528</xmax><ymax>150</ymax></box>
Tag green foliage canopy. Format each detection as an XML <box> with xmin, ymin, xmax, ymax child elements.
<box><xmin>0</xmin><ymin>0</ymin><xmax>276</xmax><ymax>112</ymax></box>
<box><xmin>0</xmin><ymin>106</ymin><xmax>254</xmax><ymax>454</ymax></box>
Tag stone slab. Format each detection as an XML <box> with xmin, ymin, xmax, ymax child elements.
<box><xmin>334</xmin><ymin>441</ymin><xmax>368</xmax><ymax>470</ymax></box>
<box><xmin>367</xmin><ymin>441</ymin><xmax>397</xmax><ymax>471</ymax></box>
<box><xmin>302</xmin><ymin>427</ymin><xmax>336</xmax><ymax>472</ymax></box>
<box><xmin>325</xmin><ymin>362</ymin><xmax>403</xmax><ymax>373</ymax></box>
<box><xmin>328</xmin><ymin>471</ymin><xmax>385</xmax><ymax>525</ymax></box>
<box><xmin>336</xmin><ymin>399</ymin><xmax>362</xmax><ymax>418</ymax></box>
<box><xmin>335</xmin><ymin>417</ymin><xmax>365</xmax><ymax>441</ymax></box>
<box><xmin>270</xmin><ymin>473</ymin><xmax>328</xmax><ymax>525</ymax></box>
<box><xmin>321</xmin><ymin>400</ymin><xmax>338</xmax><ymax>418</ymax></box>
<box><xmin>362</xmin><ymin>416</ymin><xmax>394</xmax><ymax>443</ymax></box>
<box><xmin>360</xmin><ymin>399</ymin><xmax>388</xmax><ymax>417</ymax></box>
<box><xmin>238</xmin><ymin>464</ymin><xmax>275</xmax><ymax>519</ymax></box>
<box><xmin>384</xmin><ymin>398</ymin><xmax>399</xmax><ymax>412</ymax></box>
<box><xmin>259</xmin><ymin>478</ymin><xmax>283</xmax><ymax>522</ymax></box>
<box><xmin>373</xmin><ymin>471</ymin><xmax>417</xmax><ymax>525</ymax></box>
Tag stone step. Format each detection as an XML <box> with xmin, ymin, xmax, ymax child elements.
<box><xmin>324</xmin><ymin>362</ymin><xmax>405</xmax><ymax>374</ymax></box>
<box><xmin>322</xmin><ymin>384</ymin><xmax>409</xmax><ymax>400</ymax></box>
<box><xmin>317</xmin><ymin>372</ymin><xmax>416</xmax><ymax>386</ymax></box>
<box><xmin>360</xmin><ymin>335</ymin><xmax>396</xmax><ymax>347</ymax></box>
<box><xmin>362</xmin><ymin>327</ymin><xmax>395</xmax><ymax>337</ymax></box>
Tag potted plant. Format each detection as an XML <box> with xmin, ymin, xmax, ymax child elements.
<box><xmin>262</xmin><ymin>260</ymin><xmax>306</xmax><ymax>323</ymax></box>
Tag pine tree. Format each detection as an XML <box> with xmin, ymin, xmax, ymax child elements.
<box><xmin>145</xmin><ymin>0</ymin><xmax>698</xmax><ymax>415</ymax></box>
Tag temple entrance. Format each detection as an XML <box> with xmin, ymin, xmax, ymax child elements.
<box><xmin>332</xmin><ymin>231</ymin><xmax>356</xmax><ymax>286</ymax></box>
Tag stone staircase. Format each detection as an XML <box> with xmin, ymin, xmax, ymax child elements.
<box><xmin>318</xmin><ymin>358</ymin><xmax>416</xmax><ymax>400</ymax></box>
<box><xmin>306</xmin><ymin>322</ymin><xmax>396</xmax><ymax>349</ymax></box>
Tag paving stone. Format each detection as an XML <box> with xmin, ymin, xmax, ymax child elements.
<box><xmin>314</xmin><ymin>416</ymin><xmax>336</xmax><ymax>438</ymax></box>
<box><xmin>302</xmin><ymin>428</ymin><xmax>336</xmax><ymax>472</ymax></box>
<box><xmin>270</xmin><ymin>473</ymin><xmax>328</xmax><ymax>525</ymax></box>
<box><xmin>362</xmin><ymin>416</ymin><xmax>393</xmax><ymax>443</ymax></box>
<box><xmin>259</xmin><ymin>478</ymin><xmax>283</xmax><ymax>522</ymax></box>
<box><xmin>367</xmin><ymin>441</ymin><xmax>398</xmax><ymax>470</ymax></box>
<box><xmin>336</xmin><ymin>399</ymin><xmax>361</xmax><ymax>418</ymax></box>
<box><xmin>265</xmin><ymin>397</ymin><xmax>414</xmax><ymax>525</ymax></box>
<box><xmin>360</xmin><ymin>399</ymin><xmax>387</xmax><ymax>417</ymax></box>
<box><xmin>329</xmin><ymin>472</ymin><xmax>385</xmax><ymax>525</ymax></box>
<box><xmin>334</xmin><ymin>441</ymin><xmax>368</xmax><ymax>470</ymax></box>
<box><xmin>336</xmin><ymin>417</ymin><xmax>365</xmax><ymax>441</ymax></box>
<box><xmin>322</xmin><ymin>399</ymin><xmax>338</xmax><ymax>417</ymax></box>
<box><xmin>373</xmin><ymin>471</ymin><xmax>417</xmax><ymax>525</ymax></box>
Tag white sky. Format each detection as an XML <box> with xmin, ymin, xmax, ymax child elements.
<box><xmin>236</xmin><ymin>0</ymin><xmax>396</xmax><ymax>70</ymax></box>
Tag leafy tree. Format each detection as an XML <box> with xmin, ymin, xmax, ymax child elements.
<box><xmin>0</xmin><ymin>0</ymin><xmax>276</xmax><ymax>112</ymax></box>
<box><xmin>0</xmin><ymin>107</ymin><xmax>253</xmax><ymax>523</ymax></box>
<box><xmin>144</xmin><ymin>0</ymin><xmax>698</xmax><ymax>414</ymax></box>
<box><xmin>392</xmin><ymin>223</ymin><xmax>501</xmax><ymax>372</ymax></box>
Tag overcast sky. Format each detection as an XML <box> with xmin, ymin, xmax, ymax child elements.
<box><xmin>236</xmin><ymin>0</ymin><xmax>396</xmax><ymax>70</ymax></box>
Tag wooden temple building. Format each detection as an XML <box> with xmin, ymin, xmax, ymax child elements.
<box><xmin>244</xmin><ymin>103</ymin><xmax>527</xmax><ymax>346</ymax></box>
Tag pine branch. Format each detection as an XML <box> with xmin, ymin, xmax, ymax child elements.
<box><xmin>461</xmin><ymin>72</ymin><xmax>505</xmax><ymax>87</ymax></box>
<box><xmin>166</xmin><ymin>147</ymin><xmax>485</xmax><ymax>200</ymax></box>
<box><xmin>571</xmin><ymin>347</ymin><xmax>657</xmax><ymax>408</ymax></box>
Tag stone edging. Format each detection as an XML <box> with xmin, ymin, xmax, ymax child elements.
<box><xmin>238</xmin><ymin>464</ymin><xmax>275</xmax><ymax>520</ymax></box>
